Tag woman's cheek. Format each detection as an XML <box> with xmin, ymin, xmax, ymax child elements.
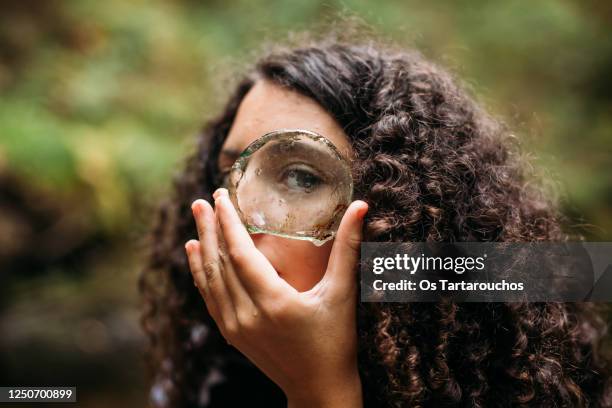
<box><xmin>251</xmin><ymin>234</ymin><xmax>332</xmax><ymax>291</ymax></box>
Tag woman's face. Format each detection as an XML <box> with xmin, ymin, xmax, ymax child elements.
<box><xmin>218</xmin><ymin>80</ymin><xmax>352</xmax><ymax>292</ymax></box>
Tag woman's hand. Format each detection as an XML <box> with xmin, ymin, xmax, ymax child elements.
<box><xmin>185</xmin><ymin>188</ymin><xmax>368</xmax><ymax>408</ymax></box>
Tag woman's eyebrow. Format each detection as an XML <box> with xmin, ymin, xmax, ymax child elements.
<box><xmin>218</xmin><ymin>148</ymin><xmax>241</xmax><ymax>168</ymax></box>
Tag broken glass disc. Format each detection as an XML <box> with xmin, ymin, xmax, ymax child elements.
<box><xmin>227</xmin><ymin>129</ymin><xmax>353</xmax><ymax>246</ymax></box>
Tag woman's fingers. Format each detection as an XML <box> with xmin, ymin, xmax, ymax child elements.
<box><xmin>191</xmin><ymin>199</ymin><xmax>237</xmax><ymax>333</ymax></box>
<box><xmin>213</xmin><ymin>203</ymin><xmax>257</xmax><ymax>317</ymax></box>
<box><xmin>185</xmin><ymin>239</ymin><xmax>220</xmax><ymax>319</ymax></box>
<box><xmin>318</xmin><ymin>200</ymin><xmax>368</xmax><ymax>300</ymax></box>
<box><xmin>213</xmin><ymin>189</ymin><xmax>294</xmax><ymax>302</ymax></box>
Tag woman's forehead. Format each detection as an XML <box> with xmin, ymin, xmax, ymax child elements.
<box><xmin>222</xmin><ymin>80</ymin><xmax>352</xmax><ymax>159</ymax></box>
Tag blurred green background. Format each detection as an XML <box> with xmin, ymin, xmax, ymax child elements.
<box><xmin>1</xmin><ymin>0</ymin><xmax>610</xmax><ymax>406</ymax></box>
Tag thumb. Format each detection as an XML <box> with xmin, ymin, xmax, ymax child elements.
<box><xmin>320</xmin><ymin>200</ymin><xmax>368</xmax><ymax>299</ymax></box>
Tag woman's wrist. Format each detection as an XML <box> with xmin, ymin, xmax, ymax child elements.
<box><xmin>285</xmin><ymin>369</ymin><xmax>363</xmax><ymax>408</ymax></box>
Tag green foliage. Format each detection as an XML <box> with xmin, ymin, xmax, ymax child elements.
<box><xmin>1</xmin><ymin>0</ymin><xmax>610</xmax><ymax>240</ymax></box>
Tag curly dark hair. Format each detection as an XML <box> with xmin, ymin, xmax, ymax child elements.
<box><xmin>139</xmin><ymin>35</ymin><xmax>612</xmax><ymax>407</ymax></box>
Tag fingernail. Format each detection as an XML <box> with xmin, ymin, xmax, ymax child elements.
<box><xmin>214</xmin><ymin>188</ymin><xmax>228</xmax><ymax>198</ymax></box>
<box><xmin>213</xmin><ymin>189</ymin><xmax>228</xmax><ymax>199</ymax></box>
<box><xmin>217</xmin><ymin>192</ymin><xmax>231</xmax><ymax>205</ymax></box>
<box><xmin>192</xmin><ymin>199</ymin><xmax>204</xmax><ymax>214</ymax></box>
<box><xmin>356</xmin><ymin>201</ymin><xmax>369</xmax><ymax>218</ymax></box>
<box><xmin>185</xmin><ymin>239</ymin><xmax>198</xmax><ymax>252</ymax></box>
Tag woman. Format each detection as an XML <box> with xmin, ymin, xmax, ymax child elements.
<box><xmin>139</xmin><ymin>36</ymin><xmax>611</xmax><ymax>407</ymax></box>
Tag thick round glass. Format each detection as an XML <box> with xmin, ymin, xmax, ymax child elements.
<box><xmin>226</xmin><ymin>129</ymin><xmax>353</xmax><ymax>246</ymax></box>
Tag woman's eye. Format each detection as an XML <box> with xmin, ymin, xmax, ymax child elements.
<box><xmin>281</xmin><ymin>166</ymin><xmax>322</xmax><ymax>193</ymax></box>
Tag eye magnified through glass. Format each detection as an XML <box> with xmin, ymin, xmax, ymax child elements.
<box><xmin>226</xmin><ymin>129</ymin><xmax>353</xmax><ymax>246</ymax></box>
